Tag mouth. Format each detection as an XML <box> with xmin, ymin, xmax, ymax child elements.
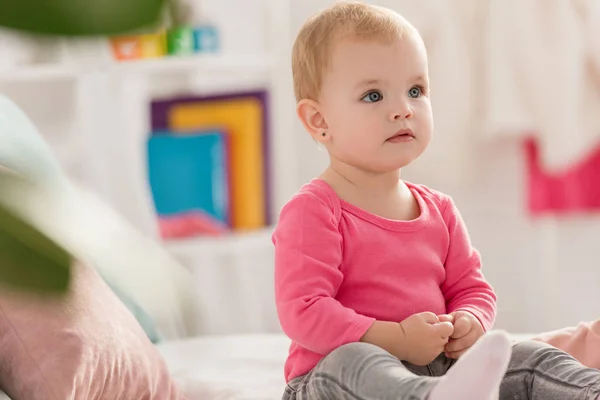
<box><xmin>386</xmin><ymin>129</ymin><xmax>415</xmax><ymax>142</ymax></box>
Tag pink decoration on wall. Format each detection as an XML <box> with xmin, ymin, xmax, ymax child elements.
<box><xmin>159</xmin><ymin>211</ymin><xmax>230</xmax><ymax>239</ymax></box>
<box><xmin>525</xmin><ymin>138</ymin><xmax>600</xmax><ymax>215</ymax></box>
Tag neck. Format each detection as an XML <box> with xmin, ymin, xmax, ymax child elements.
<box><xmin>321</xmin><ymin>158</ymin><xmax>403</xmax><ymax>197</ymax></box>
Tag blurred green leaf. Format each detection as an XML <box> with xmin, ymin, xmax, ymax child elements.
<box><xmin>0</xmin><ymin>194</ymin><xmax>71</xmax><ymax>294</ymax></box>
<box><xmin>0</xmin><ymin>0</ymin><xmax>167</xmax><ymax>36</ymax></box>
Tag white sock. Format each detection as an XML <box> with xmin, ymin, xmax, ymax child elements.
<box><xmin>427</xmin><ymin>330</ymin><xmax>512</xmax><ymax>400</ymax></box>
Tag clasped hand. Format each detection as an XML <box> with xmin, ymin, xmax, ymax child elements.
<box><xmin>443</xmin><ymin>310</ymin><xmax>485</xmax><ymax>359</ymax></box>
<box><xmin>399</xmin><ymin>310</ymin><xmax>484</xmax><ymax>365</ymax></box>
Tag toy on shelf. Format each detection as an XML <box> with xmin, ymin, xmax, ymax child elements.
<box><xmin>169</xmin><ymin>0</ymin><xmax>219</xmax><ymax>53</ymax></box>
<box><xmin>166</xmin><ymin>26</ymin><xmax>194</xmax><ymax>55</ymax></box>
<box><xmin>141</xmin><ymin>31</ymin><xmax>168</xmax><ymax>58</ymax></box>
<box><xmin>147</xmin><ymin>130</ymin><xmax>232</xmax><ymax>239</ymax></box>
<box><xmin>159</xmin><ymin>210</ymin><xmax>230</xmax><ymax>239</ymax></box>
<box><xmin>108</xmin><ymin>0</ymin><xmax>220</xmax><ymax>61</ymax></box>
<box><xmin>149</xmin><ymin>90</ymin><xmax>271</xmax><ymax>239</ymax></box>
<box><xmin>109</xmin><ymin>23</ymin><xmax>219</xmax><ymax>61</ymax></box>
<box><xmin>192</xmin><ymin>24</ymin><xmax>219</xmax><ymax>53</ymax></box>
<box><xmin>110</xmin><ymin>36</ymin><xmax>143</xmax><ymax>61</ymax></box>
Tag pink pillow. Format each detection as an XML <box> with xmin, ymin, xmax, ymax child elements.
<box><xmin>533</xmin><ymin>320</ymin><xmax>600</xmax><ymax>370</ymax></box>
<box><xmin>0</xmin><ymin>261</ymin><xmax>185</xmax><ymax>400</ymax></box>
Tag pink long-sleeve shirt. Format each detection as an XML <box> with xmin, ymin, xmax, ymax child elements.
<box><xmin>273</xmin><ymin>179</ymin><xmax>497</xmax><ymax>382</ymax></box>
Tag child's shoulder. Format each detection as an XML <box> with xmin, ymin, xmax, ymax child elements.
<box><xmin>405</xmin><ymin>181</ymin><xmax>453</xmax><ymax>213</ymax></box>
<box><xmin>281</xmin><ymin>178</ymin><xmax>341</xmax><ymax>217</ymax></box>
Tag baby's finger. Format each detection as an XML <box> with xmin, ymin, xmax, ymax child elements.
<box><xmin>437</xmin><ymin>314</ymin><xmax>453</xmax><ymax>323</ymax></box>
<box><xmin>432</xmin><ymin>321</ymin><xmax>454</xmax><ymax>339</ymax></box>
<box><xmin>450</xmin><ymin>316</ymin><xmax>471</xmax><ymax>339</ymax></box>
<box><xmin>445</xmin><ymin>330</ymin><xmax>477</xmax><ymax>353</ymax></box>
<box><xmin>445</xmin><ymin>348</ymin><xmax>468</xmax><ymax>359</ymax></box>
<box><xmin>418</xmin><ymin>312</ymin><xmax>440</xmax><ymax>324</ymax></box>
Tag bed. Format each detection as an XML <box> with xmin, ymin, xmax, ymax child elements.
<box><xmin>157</xmin><ymin>332</ymin><xmax>535</xmax><ymax>400</ymax></box>
<box><xmin>0</xmin><ymin>332</ymin><xmax>536</xmax><ymax>400</ymax></box>
<box><xmin>158</xmin><ymin>334</ymin><xmax>290</xmax><ymax>400</ymax></box>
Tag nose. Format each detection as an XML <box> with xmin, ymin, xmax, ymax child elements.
<box><xmin>390</xmin><ymin>102</ymin><xmax>413</xmax><ymax>121</ymax></box>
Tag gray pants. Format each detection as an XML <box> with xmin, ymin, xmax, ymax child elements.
<box><xmin>283</xmin><ymin>340</ymin><xmax>600</xmax><ymax>400</ymax></box>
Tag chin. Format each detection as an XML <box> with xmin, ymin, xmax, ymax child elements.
<box><xmin>382</xmin><ymin>155</ymin><xmax>421</xmax><ymax>171</ymax></box>
<box><xmin>371</xmin><ymin>161</ymin><xmax>413</xmax><ymax>173</ymax></box>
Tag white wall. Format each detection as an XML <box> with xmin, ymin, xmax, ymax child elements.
<box><xmin>288</xmin><ymin>0</ymin><xmax>600</xmax><ymax>334</ymax></box>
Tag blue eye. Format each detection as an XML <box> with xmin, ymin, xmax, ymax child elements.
<box><xmin>362</xmin><ymin>91</ymin><xmax>383</xmax><ymax>103</ymax></box>
<box><xmin>408</xmin><ymin>86</ymin><xmax>422</xmax><ymax>98</ymax></box>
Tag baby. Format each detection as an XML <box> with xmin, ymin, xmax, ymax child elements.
<box><xmin>273</xmin><ymin>2</ymin><xmax>600</xmax><ymax>399</ymax></box>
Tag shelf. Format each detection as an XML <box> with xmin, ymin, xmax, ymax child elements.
<box><xmin>0</xmin><ymin>54</ymin><xmax>275</xmax><ymax>84</ymax></box>
<box><xmin>164</xmin><ymin>226</ymin><xmax>274</xmax><ymax>257</ymax></box>
<box><xmin>0</xmin><ymin>64</ymin><xmax>78</xmax><ymax>83</ymax></box>
<box><xmin>112</xmin><ymin>53</ymin><xmax>275</xmax><ymax>75</ymax></box>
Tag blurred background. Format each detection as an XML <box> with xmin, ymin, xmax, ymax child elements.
<box><xmin>1</xmin><ymin>0</ymin><xmax>599</xmax><ymax>339</ymax></box>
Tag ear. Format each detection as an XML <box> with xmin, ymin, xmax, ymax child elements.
<box><xmin>296</xmin><ymin>99</ymin><xmax>329</xmax><ymax>142</ymax></box>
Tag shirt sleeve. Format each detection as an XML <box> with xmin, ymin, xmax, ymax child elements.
<box><xmin>439</xmin><ymin>195</ymin><xmax>497</xmax><ymax>332</ymax></box>
<box><xmin>273</xmin><ymin>191</ymin><xmax>376</xmax><ymax>355</ymax></box>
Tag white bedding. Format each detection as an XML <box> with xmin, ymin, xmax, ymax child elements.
<box><xmin>158</xmin><ymin>333</ymin><xmax>536</xmax><ymax>400</ymax></box>
<box><xmin>158</xmin><ymin>334</ymin><xmax>290</xmax><ymax>400</ymax></box>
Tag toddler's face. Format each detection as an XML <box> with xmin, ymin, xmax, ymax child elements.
<box><xmin>319</xmin><ymin>35</ymin><xmax>433</xmax><ymax>172</ymax></box>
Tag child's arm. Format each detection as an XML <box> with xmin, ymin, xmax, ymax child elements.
<box><xmin>439</xmin><ymin>196</ymin><xmax>497</xmax><ymax>332</ymax></box>
<box><xmin>273</xmin><ymin>191</ymin><xmax>376</xmax><ymax>355</ymax></box>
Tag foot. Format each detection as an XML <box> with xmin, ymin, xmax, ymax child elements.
<box><xmin>428</xmin><ymin>330</ymin><xmax>512</xmax><ymax>400</ymax></box>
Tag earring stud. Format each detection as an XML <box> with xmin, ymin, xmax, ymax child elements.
<box><xmin>322</xmin><ymin>132</ymin><xmax>326</xmax><ymax>137</ymax></box>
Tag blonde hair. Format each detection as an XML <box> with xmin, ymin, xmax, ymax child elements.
<box><xmin>292</xmin><ymin>1</ymin><xmax>419</xmax><ymax>102</ymax></box>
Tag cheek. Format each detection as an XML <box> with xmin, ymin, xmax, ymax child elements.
<box><xmin>342</xmin><ymin>112</ymin><xmax>377</xmax><ymax>144</ymax></box>
<box><xmin>327</xmin><ymin>103</ymin><xmax>367</xmax><ymax>131</ymax></box>
<box><xmin>321</xmin><ymin>99</ymin><xmax>348</xmax><ymax>129</ymax></box>
<box><xmin>416</xmin><ymin>103</ymin><xmax>434</xmax><ymax>129</ymax></box>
